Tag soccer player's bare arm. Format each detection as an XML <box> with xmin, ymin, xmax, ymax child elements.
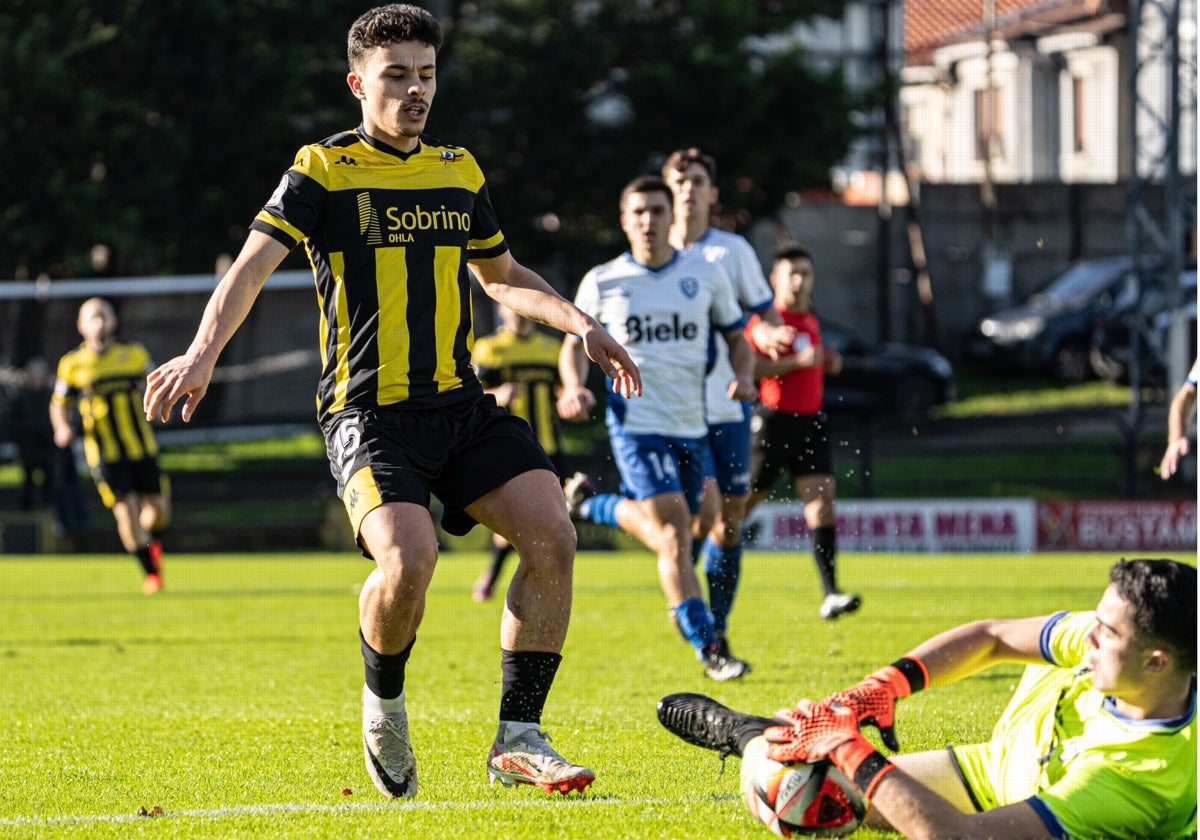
<box><xmin>721</xmin><ymin>329</ymin><xmax>757</xmax><ymax>401</ymax></box>
<box><xmin>1161</xmin><ymin>377</ymin><xmax>1197</xmax><ymax>478</ymax></box>
<box><xmin>906</xmin><ymin>615</ymin><xmax>1050</xmax><ymax>688</ymax></box>
<box><xmin>556</xmin><ymin>336</ymin><xmax>594</xmax><ymax>422</ymax></box>
<box><xmin>472</xmin><ymin>253</ymin><xmax>641</xmax><ymax>397</ymax></box>
<box><xmin>752</xmin><ymin>349</ymin><xmax>813</xmax><ymax>380</ymax></box>
<box><xmin>48</xmin><ymin>398</ymin><xmax>76</xmax><ymax>448</ymax></box>
<box><xmin>144</xmin><ymin>231</ymin><xmax>289</xmax><ymax>424</ymax></box>
<box><xmin>865</xmin><ymin>767</ymin><xmax>1051</xmax><ymax>839</ymax></box>
<box><xmin>748</xmin><ymin>311</ymin><xmax>795</xmax><ymax>361</ymax></box>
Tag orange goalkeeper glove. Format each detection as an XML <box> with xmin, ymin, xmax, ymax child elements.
<box><xmin>823</xmin><ymin>657</ymin><xmax>928</xmax><ymax>752</ymax></box>
<box><xmin>762</xmin><ymin>699</ymin><xmax>896</xmax><ymax>800</ymax></box>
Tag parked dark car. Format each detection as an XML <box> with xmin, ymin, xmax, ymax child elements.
<box><xmin>820</xmin><ymin>319</ymin><xmax>956</xmax><ymax>423</ymax></box>
<box><xmin>964</xmin><ymin>255</ymin><xmax>1165</xmax><ymax>382</ymax></box>
<box><xmin>1089</xmin><ymin>268</ymin><xmax>1197</xmax><ymax>387</ymax></box>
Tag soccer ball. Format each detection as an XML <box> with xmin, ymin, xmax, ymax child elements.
<box><xmin>741</xmin><ymin>736</ymin><xmax>866</xmax><ymax>838</ymax></box>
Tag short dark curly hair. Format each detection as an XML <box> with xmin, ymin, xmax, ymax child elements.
<box><xmin>1109</xmin><ymin>558</ymin><xmax>1196</xmax><ymax>673</ymax></box>
<box><xmin>348</xmin><ymin>4</ymin><xmax>443</xmax><ymax>72</ymax></box>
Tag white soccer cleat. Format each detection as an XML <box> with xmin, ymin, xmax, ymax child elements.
<box><xmin>562</xmin><ymin>472</ymin><xmax>596</xmax><ymax>520</ymax></box>
<box><xmin>819</xmin><ymin>592</ymin><xmax>862</xmax><ymax>620</ymax></box>
<box><xmin>486</xmin><ymin>723</ymin><xmax>596</xmax><ymax>794</ymax></box>
<box><xmin>362</xmin><ymin>686</ymin><xmax>417</xmax><ymax>798</ymax></box>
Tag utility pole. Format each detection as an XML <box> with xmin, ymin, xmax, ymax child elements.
<box><xmin>979</xmin><ymin>0</ymin><xmax>1012</xmax><ymax>303</ymax></box>
<box><xmin>874</xmin><ymin>0</ymin><xmax>893</xmax><ymax>341</ymax></box>
<box><xmin>1125</xmin><ymin>0</ymin><xmax>1195</xmax><ymax>494</ymax></box>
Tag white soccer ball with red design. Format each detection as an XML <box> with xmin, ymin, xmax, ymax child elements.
<box><xmin>741</xmin><ymin>736</ymin><xmax>866</xmax><ymax>838</ymax></box>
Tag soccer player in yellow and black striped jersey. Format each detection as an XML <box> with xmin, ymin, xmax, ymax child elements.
<box><xmin>141</xmin><ymin>4</ymin><xmax>640</xmax><ymax>803</ymax></box>
<box><xmin>51</xmin><ymin>298</ymin><xmax>170</xmax><ymax>594</ymax></box>
<box><xmin>470</xmin><ymin>304</ymin><xmax>571</xmax><ymax>602</ymax></box>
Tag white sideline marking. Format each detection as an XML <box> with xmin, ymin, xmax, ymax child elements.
<box><xmin>1</xmin><ymin>794</ymin><xmax>737</xmax><ymax>827</ymax></box>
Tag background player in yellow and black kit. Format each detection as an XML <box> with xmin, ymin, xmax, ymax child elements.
<box><xmin>51</xmin><ymin>297</ymin><xmax>170</xmax><ymax>594</ymax></box>
<box><xmin>142</xmin><ymin>4</ymin><xmax>640</xmax><ymax>802</ymax></box>
<box><xmin>470</xmin><ymin>304</ymin><xmax>571</xmax><ymax>601</ymax></box>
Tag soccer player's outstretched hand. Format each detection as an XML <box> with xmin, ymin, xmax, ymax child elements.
<box><xmin>763</xmin><ymin>699</ymin><xmax>897</xmax><ymax>799</ymax></box>
<box><xmin>143</xmin><ymin>354</ymin><xmax>217</xmax><ymax>424</ymax></box>
<box><xmin>822</xmin><ymin>658</ymin><xmax>928</xmax><ymax>752</ymax></box>
<box><xmin>581</xmin><ymin>326</ymin><xmax>642</xmax><ymax>399</ymax></box>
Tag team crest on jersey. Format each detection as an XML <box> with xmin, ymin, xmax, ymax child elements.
<box><xmin>679</xmin><ymin>276</ymin><xmax>699</xmax><ymax>299</ymax></box>
<box><xmin>440</xmin><ymin>150</ymin><xmax>464</xmax><ymax>163</ymax></box>
<box><xmin>357</xmin><ymin>192</ymin><xmax>382</xmax><ymax>245</ymax></box>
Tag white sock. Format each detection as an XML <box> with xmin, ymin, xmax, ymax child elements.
<box><xmin>363</xmin><ymin>687</ymin><xmax>406</xmax><ymax>716</ymax></box>
<box><xmin>497</xmin><ymin>720</ymin><xmax>540</xmax><ymax>742</ymax></box>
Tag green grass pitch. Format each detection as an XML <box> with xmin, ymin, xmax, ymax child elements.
<box><xmin>1</xmin><ymin>550</ymin><xmax>1187</xmax><ymax>839</ymax></box>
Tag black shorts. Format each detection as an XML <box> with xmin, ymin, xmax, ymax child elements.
<box><xmin>749</xmin><ymin>409</ymin><xmax>833</xmax><ymax>493</ymax></box>
<box><xmin>321</xmin><ymin>392</ymin><xmax>556</xmax><ymax>539</ymax></box>
<box><xmin>93</xmin><ymin>458</ymin><xmax>167</xmax><ymax>509</ymax></box>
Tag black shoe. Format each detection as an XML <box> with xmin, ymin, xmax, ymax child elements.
<box><xmin>656</xmin><ymin>692</ymin><xmax>781</xmax><ymax>758</ymax></box>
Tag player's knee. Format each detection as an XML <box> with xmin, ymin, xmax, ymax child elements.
<box><xmin>509</xmin><ymin>515</ymin><xmax>577</xmax><ymax>566</ymax></box>
<box><xmin>371</xmin><ymin>543</ymin><xmax>438</xmax><ymax>587</ymax></box>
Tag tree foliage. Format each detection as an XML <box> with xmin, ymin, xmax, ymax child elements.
<box><xmin>1</xmin><ymin>0</ymin><xmax>859</xmax><ymax>280</ymax></box>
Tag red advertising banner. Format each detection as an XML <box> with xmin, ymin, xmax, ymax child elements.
<box><xmin>1036</xmin><ymin>500</ymin><xmax>1198</xmax><ymax>552</ymax></box>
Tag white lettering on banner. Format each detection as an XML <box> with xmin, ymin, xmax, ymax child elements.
<box><xmin>1072</xmin><ymin>501</ymin><xmax>1197</xmax><ymax>551</ymax></box>
<box><xmin>746</xmin><ymin>499</ymin><xmax>1036</xmax><ymax>553</ymax></box>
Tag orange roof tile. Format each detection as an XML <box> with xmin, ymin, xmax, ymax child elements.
<box><xmin>905</xmin><ymin>0</ymin><xmax>1111</xmax><ymax>65</ymax></box>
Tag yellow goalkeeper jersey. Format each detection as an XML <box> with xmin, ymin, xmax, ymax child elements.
<box><xmin>955</xmin><ymin>610</ymin><xmax>1196</xmax><ymax>839</ymax></box>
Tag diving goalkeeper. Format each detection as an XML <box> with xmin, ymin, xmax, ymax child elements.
<box><xmin>658</xmin><ymin>557</ymin><xmax>1196</xmax><ymax>839</ymax></box>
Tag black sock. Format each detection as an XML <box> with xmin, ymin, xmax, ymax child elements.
<box><xmin>813</xmin><ymin>525</ymin><xmax>838</xmax><ymax>595</ymax></box>
<box><xmin>361</xmin><ymin>631</ymin><xmax>414</xmax><ymax>700</ymax></box>
<box><xmin>490</xmin><ymin>543</ymin><xmax>513</xmax><ymax>577</ymax></box>
<box><xmin>498</xmin><ymin>649</ymin><xmax>562</xmax><ymax>724</ymax></box>
<box><xmin>737</xmin><ymin>714</ymin><xmax>788</xmax><ymax>756</ymax></box>
<box><xmin>133</xmin><ymin>546</ymin><xmax>157</xmax><ymax>575</ymax></box>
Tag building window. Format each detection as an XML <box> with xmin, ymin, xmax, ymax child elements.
<box><xmin>1073</xmin><ymin>75</ymin><xmax>1086</xmax><ymax>153</ymax></box>
<box><xmin>974</xmin><ymin>87</ymin><xmax>1002</xmax><ymax>160</ymax></box>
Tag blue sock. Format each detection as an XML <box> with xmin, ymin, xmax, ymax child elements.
<box><xmin>703</xmin><ymin>539</ymin><xmax>742</xmax><ymax>636</ymax></box>
<box><xmin>672</xmin><ymin>596</ymin><xmax>717</xmax><ymax>656</ymax></box>
<box><xmin>579</xmin><ymin>493</ymin><xmax>622</xmax><ymax>527</ymax></box>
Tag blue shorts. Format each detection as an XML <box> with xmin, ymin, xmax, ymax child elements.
<box><xmin>705</xmin><ymin>417</ymin><xmax>751</xmax><ymax>496</ymax></box>
<box><xmin>608</xmin><ymin>425</ymin><xmax>708</xmax><ymax>514</ymax></box>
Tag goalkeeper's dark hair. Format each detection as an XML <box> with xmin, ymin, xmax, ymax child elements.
<box><xmin>1109</xmin><ymin>558</ymin><xmax>1196</xmax><ymax>673</ymax></box>
<box><xmin>348</xmin><ymin>4</ymin><xmax>443</xmax><ymax>71</ymax></box>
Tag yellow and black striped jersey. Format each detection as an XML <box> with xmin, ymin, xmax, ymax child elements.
<box><xmin>473</xmin><ymin>327</ymin><xmax>563</xmax><ymax>457</ymax></box>
<box><xmin>250</xmin><ymin>127</ymin><xmax>508</xmax><ymax>421</ymax></box>
<box><xmin>52</xmin><ymin>339</ymin><xmax>159</xmax><ymax>467</ymax></box>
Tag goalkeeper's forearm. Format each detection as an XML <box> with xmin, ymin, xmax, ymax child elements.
<box><xmin>901</xmin><ymin>615</ymin><xmax>1050</xmax><ymax>688</ymax></box>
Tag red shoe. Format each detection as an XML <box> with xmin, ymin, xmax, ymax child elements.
<box><xmin>142</xmin><ymin>573</ymin><xmax>162</xmax><ymax>595</ymax></box>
